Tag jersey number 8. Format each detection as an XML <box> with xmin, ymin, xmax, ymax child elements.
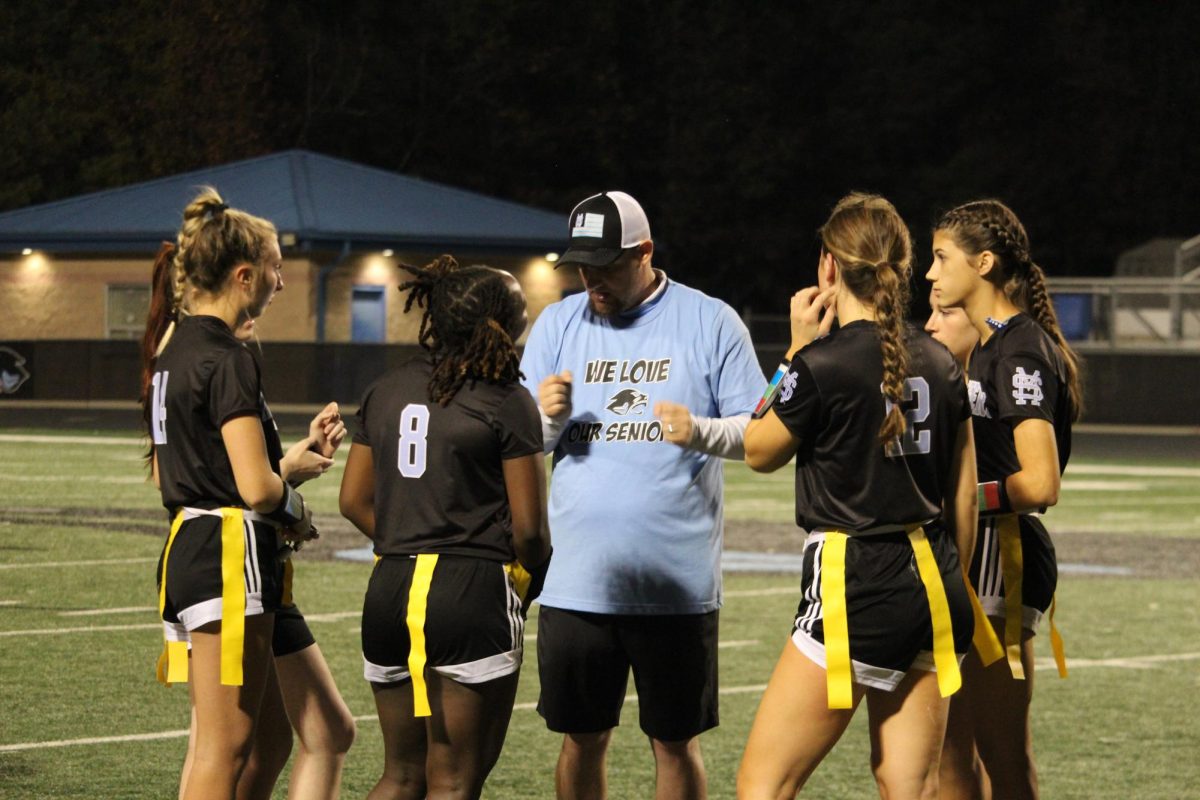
<box><xmin>398</xmin><ymin>403</ymin><xmax>430</xmax><ymax>478</ymax></box>
<box><xmin>883</xmin><ymin>377</ymin><xmax>930</xmax><ymax>457</ymax></box>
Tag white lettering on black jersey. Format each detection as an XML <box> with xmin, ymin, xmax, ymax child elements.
<box><xmin>1011</xmin><ymin>367</ymin><xmax>1044</xmax><ymax>406</ymax></box>
<box><xmin>151</xmin><ymin>370</ymin><xmax>169</xmax><ymax>445</ymax></box>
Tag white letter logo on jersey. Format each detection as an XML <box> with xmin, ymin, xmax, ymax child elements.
<box><xmin>1011</xmin><ymin>367</ymin><xmax>1043</xmax><ymax>406</ymax></box>
<box><xmin>968</xmin><ymin>379</ymin><xmax>990</xmax><ymax>418</ymax></box>
<box><xmin>778</xmin><ymin>370</ymin><xmax>799</xmax><ymax>404</ymax></box>
<box><xmin>605</xmin><ymin>388</ymin><xmax>648</xmax><ymax>416</ymax></box>
<box><xmin>572</xmin><ymin>212</ymin><xmax>605</xmax><ymax>239</ymax></box>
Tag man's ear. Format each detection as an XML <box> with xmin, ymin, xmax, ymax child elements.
<box><xmin>637</xmin><ymin>239</ymin><xmax>654</xmax><ymax>266</ymax></box>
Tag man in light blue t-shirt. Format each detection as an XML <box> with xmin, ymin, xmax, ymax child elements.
<box><xmin>521</xmin><ymin>191</ymin><xmax>764</xmax><ymax>799</ymax></box>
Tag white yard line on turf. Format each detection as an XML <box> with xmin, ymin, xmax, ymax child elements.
<box><xmin>15</xmin><ymin>653</ymin><xmax>1200</xmax><ymax>754</ymax></box>
<box><xmin>0</xmin><ymin>557</ymin><xmax>157</xmax><ymax>570</ymax></box>
<box><xmin>0</xmin><ymin>623</ymin><xmax>160</xmax><ymax>637</ymax></box>
<box><xmin>1066</xmin><ymin>464</ymin><xmax>1200</xmax><ymax>478</ymax></box>
<box><xmin>60</xmin><ymin>606</ymin><xmax>157</xmax><ymax>617</ymax></box>
<box><xmin>0</xmin><ymin>434</ymin><xmax>142</xmax><ymax>446</ymax></box>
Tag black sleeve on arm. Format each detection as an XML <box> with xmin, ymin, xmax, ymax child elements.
<box><xmin>208</xmin><ymin>348</ymin><xmax>262</xmax><ymax>429</ymax></box>
<box><xmin>495</xmin><ymin>386</ymin><xmax>543</xmax><ymax>458</ymax></box>
<box><xmin>771</xmin><ymin>355</ymin><xmax>822</xmax><ymax>441</ymax></box>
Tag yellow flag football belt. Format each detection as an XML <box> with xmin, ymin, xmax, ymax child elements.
<box><xmin>995</xmin><ymin>515</ymin><xmax>1068</xmax><ymax>679</ymax></box>
<box><xmin>819</xmin><ymin>527</ymin><xmax>962</xmax><ymax>709</ymax></box>
<box><xmin>156</xmin><ymin>507</ymin><xmax>276</xmax><ymax>688</ymax></box>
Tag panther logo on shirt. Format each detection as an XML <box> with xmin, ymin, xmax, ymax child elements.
<box><xmin>968</xmin><ymin>379</ymin><xmax>990</xmax><ymax>418</ymax></box>
<box><xmin>1011</xmin><ymin>367</ymin><xmax>1043</xmax><ymax>406</ymax></box>
<box><xmin>605</xmin><ymin>388</ymin><xmax>649</xmax><ymax>416</ymax></box>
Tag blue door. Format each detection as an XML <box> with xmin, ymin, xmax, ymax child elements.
<box><xmin>351</xmin><ymin>286</ymin><xmax>386</xmax><ymax>343</ymax></box>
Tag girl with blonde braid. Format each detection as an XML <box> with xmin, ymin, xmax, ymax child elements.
<box><xmin>141</xmin><ymin>188</ymin><xmax>351</xmax><ymax>800</ymax></box>
<box><xmin>928</xmin><ymin>199</ymin><xmax>1081</xmax><ymax>800</ymax></box>
<box><xmin>339</xmin><ymin>256</ymin><xmax>551</xmax><ymax>800</ymax></box>
<box><xmin>738</xmin><ymin>193</ymin><xmax>978</xmax><ymax>800</ymax></box>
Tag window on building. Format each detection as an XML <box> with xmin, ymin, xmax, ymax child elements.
<box><xmin>107</xmin><ymin>285</ymin><xmax>150</xmax><ymax>339</ymax></box>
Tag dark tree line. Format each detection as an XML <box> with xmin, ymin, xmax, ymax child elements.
<box><xmin>3</xmin><ymin>0</ymin><xmax>1199</xmax><ymax>310</ymax></box>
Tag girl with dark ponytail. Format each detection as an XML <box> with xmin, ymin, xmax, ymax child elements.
<box><xmin>928</xmin><ymin>199</ymin><xmax>1078</xmax><ymax>800</ymax></box>
<box><xmin>338</xmin><ymin>255</ymin><xmax>549</xmax><ymax>800</ymax></box>
<box><xmin>739</xmin><ymin>194</ymin><xmax>978</xmax><ymax>799</ymax></box>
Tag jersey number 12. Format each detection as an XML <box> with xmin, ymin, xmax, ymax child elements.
<box><xmin>883</xmin><ymin>377</ymin><xmax>930</xmax><ymax>457</ymax></box>
<box><xmin>397</xmin><ymin>403</ymin><xmax>430</xmax><ymax>478</ymax></box>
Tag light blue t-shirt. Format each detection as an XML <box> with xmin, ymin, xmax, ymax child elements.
<box><xmin>520</xmin><ymin>274</ymin><xmax>764</xmax><ymax>614</ymax></box>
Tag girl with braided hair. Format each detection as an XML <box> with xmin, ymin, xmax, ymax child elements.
<box><xmin>738</xmin><ymin>193</ymin><xmax>978</xmax><ymax>800</ymax></box>
<box><xmin>928</xmin><ymin>200</ymin><xmax>1080</xmax><ymax>800</ymax></box>
<box><xmin>140</xmin><ymin>188</ymin><xmax>353</xmax><ymax>800</ymax></box>
<box><xmin>339</xmin><ymin>255</ymin><xmax>550</xmax><ymax>800</ymax></box>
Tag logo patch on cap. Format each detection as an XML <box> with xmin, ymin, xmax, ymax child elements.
<box><xmin>572</xmin><ymin>212</ymin><xmax>605</xmax><ymax>239</ymax></box>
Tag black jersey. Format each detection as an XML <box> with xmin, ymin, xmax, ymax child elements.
<box><xmin>967</xmin><ymin>313</ymin><xmax>1073</xmax><ymax>483</ymax></box>
<box><xmin>353</xmin><ymin>357</ymin><xmax>542</xmax><ymax>562</ymax></box>
<box><xmin>772</xmin><ymin>320</ymin><xmax>970</xmax><ymax>534</ymax></box>
<box><xmin>150</xmin><ymin>315</ymin><xmax>283</xmax><ymax>511</ymax></box>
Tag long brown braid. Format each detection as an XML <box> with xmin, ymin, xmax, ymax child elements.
<box><xmin>819</xmin><ymin>192</ymin><xmax>915</xmax><ymax>446</ymax></box>
<box><xmin>399</xmin><ymin>255</ymin><xmax>524</xmax><ymax>406</ymax></box>
<box><xmin>138</xmin><ymin>242</ymin><xmax>178</xmax><ymax>470</ymax></box>
<box><xmin>936</xmin><ymin>200</ymin><xmax>1083</xmax><ymax>421</ymax></box>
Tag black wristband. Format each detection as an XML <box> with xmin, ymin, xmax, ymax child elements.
<box><xmin>977</xmin><ymin>479</ymin><xmax>1012</xmax><ymax>516</ymax></box>
<box><xmin>266</xmin><ymin>480</ymin><xmax>307</xmax><ymax>527</ymax></box>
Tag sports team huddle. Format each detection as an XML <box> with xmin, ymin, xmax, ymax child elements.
<box><xmin>139</xmin><ymin>186</ymin><xmax>1080</xmax><ymax>800</ymax></box>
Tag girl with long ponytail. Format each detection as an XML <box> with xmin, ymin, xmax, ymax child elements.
<box><xmin>928</xmin><ymin>199</ymin><xmax>1079</xmax><ymax>800</ymax></box>
<box><xmin>738</xmin><ymin>193</ymin><xmax>978</xmax><ymax>799</ymax></box>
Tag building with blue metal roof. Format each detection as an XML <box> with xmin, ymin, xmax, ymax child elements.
<box><xmin>0</xmin><ymin>150</ymin><xmax>576</xmax><ymax>343</ymax></box>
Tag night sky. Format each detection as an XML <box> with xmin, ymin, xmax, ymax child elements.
<box><xmin>3</xmin><ymin>1</ymin><xmax>1198</xmax><ymax>311</ymax></box>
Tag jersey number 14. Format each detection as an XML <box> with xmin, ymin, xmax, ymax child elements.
<box><xmin>398</xmin><ymin>403</ymin><xmax>430</xmax><ymax>478</ymax></box>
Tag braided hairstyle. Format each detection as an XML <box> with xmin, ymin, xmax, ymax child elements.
<box><xmin>819</xmin><ymin>193</ymin><xmax>915</xmax><ymax>447</ymax></box>
<box><xmin>936</xmin><ymin>200</ymin><xmax>1082</xmax><ymax>421</ymax></box>
<box><xmin>399</xmin><ymin>255</ymin><xmax>525</xmax><ymax>406</ymax></box>
<box><xmin>138</xmin><ymin>189</ymin><xmax>278</xmax><ymax>466</ymax></box>
<box><xmin>154</xmin><ymin>186</ymin><xmax>277</xmax><ymax>354</ymax></box>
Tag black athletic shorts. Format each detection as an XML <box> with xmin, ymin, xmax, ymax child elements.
<box><xmin>536</xmin><ymin>606</ymin><xmax>719</xmax><ymax>741</ymax></box>
<box><xmin>791</xmin><ymin>524</ymin><xmax>973</xmax><ymax>691</ymax></box>
<box><xmin>362</xmin><ymin>554</ymin><xmax>524</xmax><ymax>685</ymax></box>
<box><xmin>971</xmin><ymin>513</ymin><xmax>1057</xmax><ymax>631</ymax></box>
<box><xmin>272</xmin><ymin>559</ymin><xmax>316</xmax><ymax>657</ymax></box>
<box><xmin>158</xmin><ymin>508</ymin><xmax>284</xmax><ymax>640</ymax></box>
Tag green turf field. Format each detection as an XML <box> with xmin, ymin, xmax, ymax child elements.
<box><xmin>0</xmin><ymin>429</ymin><xmax>1197</xmax><ymax>798</ymax></box>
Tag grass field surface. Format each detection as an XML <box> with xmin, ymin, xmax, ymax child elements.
<box><xmin>0</xmin><ymin>427</ymin><xmax>1197</xmax><ymax>798</ymax></box>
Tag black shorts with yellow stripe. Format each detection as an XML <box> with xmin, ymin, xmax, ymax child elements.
<box><xmin>272</xmin><ymin>558</ymin><xmax>317</xmax><ymax>657</ymax></box>
<box><xmin>791</xmin><ymin>524</ymin><xmax>973</xmax><ymax>691</ymax></box>
<box><xmin>362</xmin><ymin>554</ymin><xmax>524</xmax><ymax>685</ymax></box>
<box><xmin>970</xmin><ymin>513</ymin><xmax>1057</xmax><ymax>632</ymax></box>
<box><xmin>157</xmin><ymin>508</ymin><xmax>285</xmax><ymax>641</ymax></box>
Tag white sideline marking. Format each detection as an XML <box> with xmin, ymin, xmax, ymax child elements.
<box><xmin>0</xmin><ymin>557</ymin><xmax>156</xmax><ymax>570</ymax></box>
<box><xmin>726</xmin><ymin>587</ymin><xmax>796</xmax><ymax>597</ymax></box>
<box><xmin>6</xmin><ymin>653</ymin><xmax>1199</xmax><ymax>754</ymax></box>
<box><xmin>0</xmin><ymin>434</ymin><xmax>142</xmax><ymax>446</ymax></box>
<box><xmin>1060</xmin><ymin>480</ymin><xmax>1148</xmax><ymax>492</ymax></box>
<box><xmin>0</xmin><ymin>600</ymin><xmax>19</xmax><ymax>607</ymax></box>
<box><xmin>0</xmin><ymin>473</ymin><xmax>145</xmax><ymax>484</ymax></box>
<box><xmin>1066</xmin><ymin>463</ymin><xmax>1200</xmax><ymax>478</ymax></box>
<box><xmin>0</xmin><ymin>623</ymin><xmax>159</xmax><ymax>638</ymax></box>
<box><xmin>60</xmin><ymin>606</ymin><xmax>156</xmax><ymax>617</ymax></box>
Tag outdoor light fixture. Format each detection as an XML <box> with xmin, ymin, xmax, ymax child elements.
<box><xmin>545</xmin><ymin>252</ymin><xmax>559</xmax><ymax>263</ymax></box>
<box><xmin>21</xmin><ymin>248</ymin><xmax>32</xmax><ymax>256</ymax></box>
<box><xmin>382</xmin><ymin>249</ymin><xmax>394</xmax><ymax>257</ymax></box>
<box><xmin>279</xmin><ymin>232</ymin><xmax>297</xmax><ymax>247</ymax></box>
